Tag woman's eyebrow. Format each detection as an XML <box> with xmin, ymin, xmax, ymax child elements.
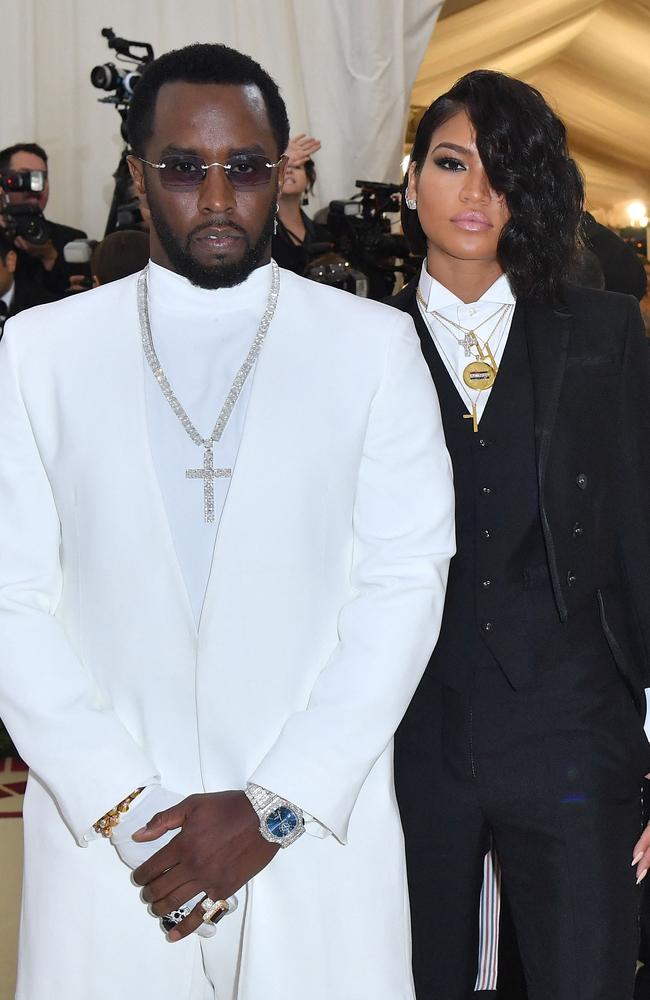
<box><xmin>431</xmin><ymin>142</ymin><xmax>472</xmax><ymax>155</ymax></box>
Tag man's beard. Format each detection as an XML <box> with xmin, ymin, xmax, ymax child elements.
<box><xmin>146</xmin><ymin>193</ymin><xmax>275</xmax><ymax>290</ymax></box>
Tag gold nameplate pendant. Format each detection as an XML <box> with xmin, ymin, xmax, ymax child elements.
<box><xmin>463</xmin><ymin>361</ymin><xmax>496</xmax><ymax>390</ymax></box>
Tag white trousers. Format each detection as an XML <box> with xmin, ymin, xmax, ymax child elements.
<box><xmin>188</xmin><ymin>890</ymin><xmax>247</xmax><ymax>1000</ymax></box>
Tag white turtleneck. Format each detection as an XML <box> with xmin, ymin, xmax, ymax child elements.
<box><xmin>416</xmin><ymin>262</ymin><xmax>516</xmax><ymax>424</ymax></box>
<box><xmin>144</xmin><ymin>259</ymin><xmax>273</xmax><ymax>624</ymax></box>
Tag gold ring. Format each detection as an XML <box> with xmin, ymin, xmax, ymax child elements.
<box><xmin>201</xmin><ymin>896</ymin><xmax>230</xmax><ymax>924</ymax></box>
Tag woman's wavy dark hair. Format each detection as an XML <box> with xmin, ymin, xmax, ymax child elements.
<box><xmin>402</xmin><ymin>70</ymin><xmax>584</xmax><ymax>302</ymax></box>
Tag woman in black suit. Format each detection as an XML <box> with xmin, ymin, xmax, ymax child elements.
<box><xmin>389</xmin><ymin>70</ymin><xmax>650</xmax><ymax>1000</ymax></box>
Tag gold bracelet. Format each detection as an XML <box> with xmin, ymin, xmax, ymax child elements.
<box><xmin>93</xmin><ymin>787</ymin><xmax>144</xmax><ymax>838</ymax></box>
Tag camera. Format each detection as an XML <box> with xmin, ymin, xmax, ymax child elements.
<box><xmin>326</xmin><ymin>180</ymin><xmax>417</xmax><ymax>299</ymax></box>
<box><xmin>90</xmin><ymin>28</ymin><xmax>153</xmax><ymax>110</ymax></box>
<box><xmin>91</xmin><ymin>28</ymin><xmax>154</xmax><ymax>145</ymax></box>
<box><xmin>0</xmin><ymin>168</ymin><xmax>46</xmax><ymax>194</ymax></box>
<box><xmin>90</xmin><ymin>62</ymin><xmax>143</xmax><ymax>102</ymax></box>
<box><xmin>0</xmin><ymin>170</ymin><xmax>50</xmax><ymax>244</ymax></box>
<box><xmin>1</xmin><ymin>205</ymin><xmax>49</xmax><ymax>245</ymax></box>
<box><xmin>92</xmin><ymin>28</ymin><xmax>155</xmax><ymax>234</ymax></box>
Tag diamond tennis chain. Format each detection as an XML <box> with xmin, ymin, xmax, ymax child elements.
<box><xmin>137</xmin><ymin>260</ymin><xmax>280</xmax><ymax>522</ymax></box>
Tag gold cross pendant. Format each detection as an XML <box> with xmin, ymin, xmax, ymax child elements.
<box><xmin>463</xmin><ymin>404</ymin><xmax>479</xmax><ymax>433</ymax></box>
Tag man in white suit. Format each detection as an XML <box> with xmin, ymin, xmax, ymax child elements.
<box><xmin>0</xmin><ymin>43</ymin><xmax>454</xmax><ymax>1000</ymax></box>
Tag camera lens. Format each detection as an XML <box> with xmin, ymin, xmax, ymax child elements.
<box><xmin>90</xmin><ymin>63</ymin><xmax>120</xmax><ymax>91</ymax></box>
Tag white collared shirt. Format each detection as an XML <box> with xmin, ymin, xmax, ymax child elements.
<box><xmin>416</xmin><ymin>262</ymin><xmax>516</xmax><ymax>424</ymax></box>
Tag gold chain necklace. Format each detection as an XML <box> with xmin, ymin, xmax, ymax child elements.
<box><xmin>417</xmin><ymin>296</ymin><xmax>511</xmax><ymax>432</ymax></box>
<box><xmin>416</xmin><ymin>287</ymin><xmax>512</xmax><ymax>392</ymax></box>
<box><xmin>415</xmin><ymin>287</ymin><xmax>507</xmax><ymax>359</ymax></box>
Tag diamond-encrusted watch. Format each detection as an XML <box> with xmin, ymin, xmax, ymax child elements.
<box><xmin>245</xmin><ymin>784</ymin><xmax>305</xmax><ymax>848</ymax></box>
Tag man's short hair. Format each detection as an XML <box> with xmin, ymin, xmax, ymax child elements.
<box><xmin>91</xmin><ymin>230</ymin><xmax>150</xmax><ymax>285</ymax></box>
<box><xmin>127</xmin><ymin>43</ymin><xmax>290</xmax><ymax>159</ymax></box>
<box><xmin>0</xmin><ymin>142</ymin><xmax>48</xmax><ymax>170</ymax></box>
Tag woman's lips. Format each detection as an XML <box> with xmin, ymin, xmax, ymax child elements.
<box><xmin>451</xmin><ymin>212</ymin><xmax>492</xmax><ymax>231</ymax></box>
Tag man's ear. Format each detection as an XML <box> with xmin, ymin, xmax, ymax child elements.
<box><xmin>276</xmin><ymin>154</ymin><xmax>289</xmax><ymax>198</ymax></box>
<box><xmin>6</xmin><ymin>249</ymin><xmax>17</xmax><ymax>276</ymax></box>
<box><xmin>406</xmin><ymin>162</ymin><xmax>418</xmax><ymax>203</ymax></box>
<box><xmin>127</xmin><ymin>154</ymin><xmax>147</xmax><ymax>201</ymax></box>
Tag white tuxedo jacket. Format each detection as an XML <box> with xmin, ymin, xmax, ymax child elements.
<box><xmin>0</xmin><ymin>267</ymin><xmax>454</xmax><ymax>1000</ymax></box>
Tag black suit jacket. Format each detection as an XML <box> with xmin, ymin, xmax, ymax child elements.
<box><xmin>389</xmin><ymin>279</ymin><xmax>650</xmax><ymax>707</ymax></box>
<box><xmin>7</xmin><ymin>275</ymin><xmax>55</xmax><ymax>317</ymax></box>
<box><xmin>15</xmin><ymin>218</ymin><xmax>87</xmax><ymax>300</ymax></box>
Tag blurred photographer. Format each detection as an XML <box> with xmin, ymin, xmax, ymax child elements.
<box><xmin>272</xmin><ymin>133</ymin><xmax>332</xmax><ymax>275</ymax></box>
<box><xmin>0</xmin><ymin>142</ymin><xmax>87</xmax><ymax>300</ymax></box>
<box><xmin>0</xmin><ymin>228</ymin><xmax>53</xmax><ymax>340</ymax></box>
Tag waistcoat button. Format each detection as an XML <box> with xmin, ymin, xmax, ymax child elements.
<box><xmin>567</xmin><ymin>570</ymin><xmax>577</xmax><ymax>586</ymax></box>
<box><xmin>481</xmin><ymin>486</ymin><xmax>492</xmax><ymax>495</ymax></box>
<box><xmin>482</xmin><ymin>529</ymin><xmax>491</xmax><ymax>539</ymax></box>
<box><xmin>572</xmin><ymin>522</ymin><xmax>584</xmax><ymax>537</ymax></box>
<box><xmin>478</xmin><ymin>438</ymin><xmax>488</xmax><ymax>448</ymax></box>
<box><xmin>576</xmin><ymin>473</ymin><xmax>588</xmax><ymax>490</ymax></box>
<box><xmin>482</xmin><ymin>621</ymin><xmax>494</xmax><ymax>632</ymax></box>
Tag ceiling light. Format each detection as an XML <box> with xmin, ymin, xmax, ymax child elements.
<box><xmin>627</xmin><ymin>201</ymin><xmax>647</xmax><ymax>224</ymax></box>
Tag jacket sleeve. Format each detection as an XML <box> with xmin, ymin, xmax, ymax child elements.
<box><xmin>249</xmin><ymin>313</ymin><xmax>455</xmax><ymax>842</ymax></box>
<box><xmin>618</xmin><ymin>299</ymin><xmax>650</xmax><ymax>685</ymax></box>
<box><xmin>0</xmin><ymin>325</ymin><xmax>159</xmax><ymax>845</ymax></box>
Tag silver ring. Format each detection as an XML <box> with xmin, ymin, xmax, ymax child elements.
<box><xmin>161</xmin><ymin>904</ymin><xmax>190</xmax><ymax>932</ymax></box>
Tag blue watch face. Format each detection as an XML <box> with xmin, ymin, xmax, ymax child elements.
<box><xmin>265</xmin><ymin>805</ymin><xmax>299</xmax><ymax>839</ymax></box>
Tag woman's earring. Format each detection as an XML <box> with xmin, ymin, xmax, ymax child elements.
<box><xmin>302</xmin><ymin>194</ymin><xmax>309</xmax><ymax>207</ymax></box>
<box><xmin>405</xmin><ymin>195</ymin><xmax>417</xmax><ymax>210</ymax></box>
<box><xmin>274</xmin><ymin>202</ymin><xmax>279</xmax><ymax>235</ymax></box>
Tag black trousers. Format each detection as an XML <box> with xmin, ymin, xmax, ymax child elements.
<box><xmin>395</xmin><ymin>631</ymin><xmax>649</xmax><ymax>1000</ymax></box>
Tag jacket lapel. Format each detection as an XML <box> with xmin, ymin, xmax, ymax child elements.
<box><xmin>523</xmin><ymin>296</ymin><xmax>572</xmax><ymax>620</ymax></box>
<box><xmin>523</xmin><ymin>297</ymin><xmax>572</xmax><ymax>488</ymax></box>
<box><xmin>394</xmin><ymin>282</ymin><xmax>443</xmax><ymax>379</ymax></box>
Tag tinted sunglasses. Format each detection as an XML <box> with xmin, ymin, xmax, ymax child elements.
<box><xmin>138</xmin><ymin>153</ymin><xmax>285</xmax><ymax>191</ymax></box>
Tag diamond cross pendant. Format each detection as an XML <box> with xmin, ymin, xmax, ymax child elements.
<box><xmin>186</xmin><ymin>446</ymin><xmax>232</xmax><ymax>523</ymax></box>
<box><xmin>461</xmin><ymin>331</ymin><xmax>477</xmax><ymax>357</ymax></box>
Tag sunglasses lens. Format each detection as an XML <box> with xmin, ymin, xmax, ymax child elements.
<box><xmin>159</xmin><ymin>155</ymin><xmax>206</xmax><ymax>189</ymax></box>
<box><xmin>153</xmin><ymin>154</ymin><xmax>276</xmax><ymax>190</ymax></box>
<box><xmin>226</xmin><ymin>155</ymin><xmax>273</xmax><ymax>189</ymax></box>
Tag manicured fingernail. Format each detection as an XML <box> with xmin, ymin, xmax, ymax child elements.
<box><xmin>637</xmin><ymin>869</ymin><xmax>648</xmax><ymax>886</ymax></box>
<box><xmin>133</xmin><ymin>826</ymin><xmax>147</xmax><ymax>837</ymax></box>
<box><xmin>633</xmin><ymin>852</ymin><xmax>644</xmax><ymax>866</ymax></box>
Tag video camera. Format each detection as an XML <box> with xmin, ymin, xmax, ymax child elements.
<box><xmin>0</xmin><ymin>170</ymin><xmax>49</xmax><ymax>244</ymax></box>
<box><xmin>92</xmin><ymin>27</ymin><xmax>155</xmax><ymax>234</ymax></box>
<box><xmin>326</xmin><ymin>180</ymin><xmax>416</xmax><ymax>299</ymax></box>
<box><xmin>91</xmin><ymin>28</ymin><xmax>154</xmax><ymax>128</ymax></box>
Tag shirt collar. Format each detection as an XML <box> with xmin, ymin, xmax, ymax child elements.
<box><xmin>1</xmin><ymin>281</ymin><xmax>15</xmax><ymax>312</ymax></box>
<box><xmin>417</xmin><ymin>260</ymin><xmax>515</xmax><ymax>312</ymax></box>
<box><xmin>147</xmin><ymin>258</ymin><xmax>274</xmax><ymax>321</ymax></box>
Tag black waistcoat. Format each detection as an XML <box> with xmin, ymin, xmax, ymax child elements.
<box><xmin>427</xmin><ymin>308</ymin><xmax>558</xmax><ymax>690</ymax></box>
